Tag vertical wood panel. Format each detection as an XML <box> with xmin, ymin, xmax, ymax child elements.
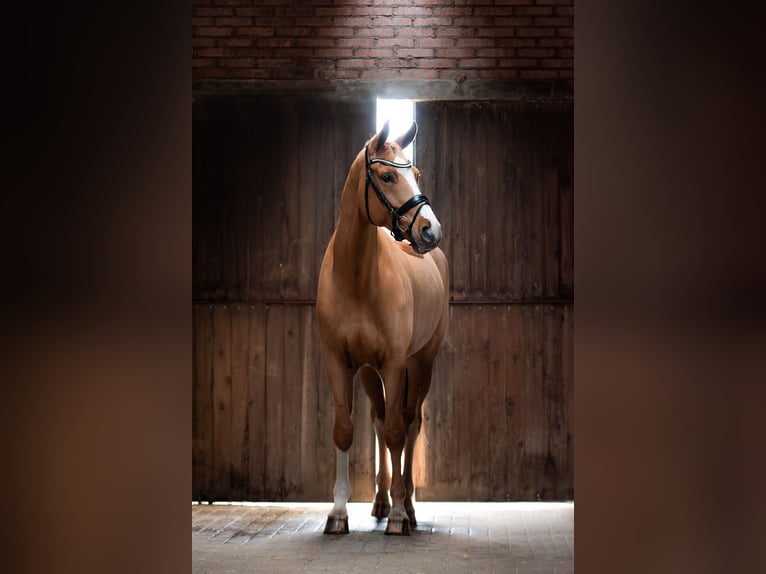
<box><xmin>264</xmin><ymin>304</ymin><xmax>285</xmax><ymax>498</ymax></box>
<box><xmin>246</xmin><ymin>303</ymin><xmax>267</xmax><ymax>497</ymax></box>
<box><xmin>282</xmin><ymin>305</ymin><xmax>303</xmax><ymax>497</ymax></box>
<box><xmin>192</xmin><ymin>305</ymin><xmax>213</xmax><ymax>501</ymax></box>
<box><xmin>211</xmin><ymin>305</ymin><xmax>232</xmax><ymax>499</ymax></box>
<box><xmin>229</xmin><ymin>304</ymin><xmax>250</xmax><ymax>499</ymax></box>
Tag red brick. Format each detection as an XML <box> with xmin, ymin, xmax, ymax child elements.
<box><xmin>538</xmin><ymin>37</ymin><xmax>573</xmax><ymax>47</ymax></box>
<box><xmin>276</xmin><ymin>26</ymin><xmax>311</xmax><ymax>36</ymax></box>
<box><xmin>252</xmin><ymin>17</ymin><xmax>292</xmax><ymax>26</ymax></box>
<box><xmin>514</xmin><ymin>7</ymin><xmax>553</xmax><ymax>16</ymax></box>
<box><xmin>476</xmin><ymin>48</ymin><xmax>514</xmax><ymax>57</ymax></box>
<box><xmin>353</xmin><ymin>7</ymin><xmax>393</xmax><ymax>16</ymax></box>
<box><xmin>433</xmin><ymin>7</ymin><xmax>472</xmax><ymax>16</ymax></box>
<box><xmin>193</xmin><ymin>38</ymin><xmax>216</xmax><ymax>48</ymax></box>
<box><xmin>196</xmin><ymin>26</ymin><xmax>234</xmax><ymax>36</ymax></box>
<box><xmin>395</xmin><ymin>27</ymin><xmax>432</xmax><ymax>37</ymax></box>
<box><xmin>255</xmin><ymin>58</ymin><xmax>292</xmax><ymax>68</ymax></box>
<box><xmin>297</xmin><ymin>37</ymin><xmax>337</xmax><ymax>47</ymax></box>
<box><xmin>495</xmin><ymin>0</ymin><xmax>535</xmax><ymax>4</ymax></box>
<box><xmin>316</xmin><ymin>27</ymin><xmax>353</xmax><ymax>37</ymax></box>
<box><xmin>234</xmin><ymin>7</ymin><xmax>270</xmax><ymax>17</ymax></box>
<box><xmin>316</xmin><ymin>7</ymin><xmax>353</xmax><ymax>16</ymax></box>
<box><xmin>459</xmin><ymin>58</ymin><xmax>497</xmax><ymax>67</ymax></box>
<box><xmin>217</xmin><ymin>38</ymin><xmax>252</xmax><ymax>47</ymax></box>
<box><xmin>517</xmin><ymin>48</ymin><xmax>555</xmax><ymax>57</ymax></box>
<box><xmin>558</xmin><ymin>69</ymin><xmax>573</xmax><ymax>78</ymax></box>
<box><xmin>335</xmin><ymin>58</ymin><xmax>367</xmax><ymax>68</ymax></box>
<box><xmin>294</xmin><ymin>17</ymin><xmax>332</xmax><ymax>27</ymax></box>
<box><xmin>215</xmin><ymin>17</ymin><xmax>251</xmax><ymax>26</ymax></box>
<box><xmin>555</xmin><ymin>7</ymin><xmax>574</xmax><ymax>16</ymax></box>
<box><xmin>237</xmin><ymin>27</ymin><xmax>273</xmax><ymax>36</ymax></box>
<box><xmin>440</xmin><ymin>48</ymin><xmax>476</xmax><ymax>58</ymax></box>
<box><xmin>534</xmin><ymin>17</ymin><xmax>573</xmax><ymax>26</ymax></box>
<box><xmin>192</xmin><ymin>17</ymin><xmax>214</xmax><ymax>26</ymax></box>
<box><xmin>416</xmin><ymin>37</ymin><xmax>456</xmax><ymax>48</ymax></box>
<box><xmin>497</xmin><ymin>38</ymin><xmax>536</xmax><ymax>47</ymax></box>
<box><xmin>397</xmin><ymin>48</ymin><xmax>434</xmax><ymax>58</ymax></box>
<box><xmin>499</xmin><ymin>57</ymin><xmax>536</xmax><ymax>67</ymax></box>
<box><xmin>415</xmin><ymin>58</ymin><xmax>457</xmax><ymax>68</ymax></box>
<box><xmin>392</xmin><ymin>6</ymin><xmax>433</xmax><ymax>16</ymax></box>
<box><xmin>540</xmin><ymin>58</ymin><xmax>572</xmax><ymax>68</ymax></box>
<box><xmin>414</xmin><ymin>17</ymin><xmax>453</xmax><ymax>26</ymax></box>
<box><xmin>374</xmin><ymin>58</ymin><xmax>417</xmax><ymax>68</ymax></box>
<box><xmin>354</xmin><ymin>48</ymin><xmax>394</xmax><ymax>58</ymax></box>
<box><xmin>455</xmin><ymin>38</ymin><xmax>495</xmax><ymax>47</ymax></box>
<box><xmin>195</xmin><ymin>7</ymin><xmax>233</xmax><ymax>16</ymax></box>
<box><xmin>333</xmin><ymin>16</ymin><xmax>372</xmax><ymax>27</ymax></box>
<box><xmin>475</xmin><ymin>7</ymin><xmax>517</xmax><ymax>16</ymax></box>
<box><xmin>520</xmin><ymin>69</ymin><xmax>557</xmax><ymax>79</ymax></box>
<box><xmin>195</xmin><ymin>47</ymin><xmax>233</xmax><ymax>57</ymax></box>
<box><xmin>337</xmin><ymin>38</ymin><xmax>375</xmax><ymax>48</ymax></box>
<box><xmin>218</xmin><ymin>58</ymin><xmax>255</xmax><ymax>67</ymax></box>
<box><xmin>376</xmin><ymin>37</ymin><xmax>414</xmax><ymax>48</ymax></box>
<box><xmin>516</xmin><ymin>27</ymin><xmax>555</xmax><ymax>37</ymax></box>
<box><xmin>477</xmin><ymin>27</ymin><xmax>518</xmax><ymax>37</ymax></box>
<box><xmin>355</xmin><ymin>27</ymin><xmax>394</xmax><ymax>37</ymax></box>
<box><xmin>558</xmin><ymin>48</ymin><xmax>573</xmax><ymax>58</ymax></box>
<box><xmin>557</xmin><ymin>27</ymin><xmax>573</xmax><ymax>37</ymax></box>
<box><xmin>453</xmin><ymin>17</ymin><xmax>494</xmax><ymax>27</ymax></box>
<box><xmin>255</xmin><ymin>37</ymin><xmax>295</xmax><ymax>47</ymax></box>
<box><xmin>315</xmin><ymin>48</ymin><xmax>351</xmax><ymax>58</ymax></box>
<box><xmin>192</xmin><ymin>58</ymin><xmax>215</xmax><ymax>67</ymax></box>
<box><xmin>478</xmin><ymin>69</ymin><xmax>519</xmax><ymax>79</ymax></box>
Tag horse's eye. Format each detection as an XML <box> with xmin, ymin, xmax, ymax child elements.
<box><xmin>381</xmin><ymin>173</ymin><xmax>394</xmax><ymax>183</ymax></box>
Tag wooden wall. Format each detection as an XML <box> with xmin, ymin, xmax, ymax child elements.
<box><xmin>193</xmin><ymin>96</ymin><xmax>573</xmax><ymax>502</ymax></box>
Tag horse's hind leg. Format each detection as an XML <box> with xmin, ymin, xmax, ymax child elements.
<box><xmin>360</xmin><ymin>367</ymin><xmax>390</xmax><ymax>520</ymax></box>
<box><xmin>323</xmin><ymin>353</ymin><xmax>355</xmax><ymax>535</ymax></box>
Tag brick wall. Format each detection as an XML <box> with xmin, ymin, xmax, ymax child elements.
<box><xmin>192</xmin><ymin>0</ymin><xmax>573</xmax><ymax>83</ymax></box>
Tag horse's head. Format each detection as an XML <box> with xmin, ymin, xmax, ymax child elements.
<box><xmin>362</xmin><ymin>120</ymin><xmax>443</xmax><ymax>254</ymax></box>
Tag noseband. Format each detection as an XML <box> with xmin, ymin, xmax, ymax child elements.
<box><xmin>364</xmin><ymin>146</ymin><xmax>431</xmax><ymax>242</ymax></box>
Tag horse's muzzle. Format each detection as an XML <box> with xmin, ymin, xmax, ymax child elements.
<box><xmin>413</xmin><ymin>221</ymin><xmax>441</xmax><ymax>253</ymax></box>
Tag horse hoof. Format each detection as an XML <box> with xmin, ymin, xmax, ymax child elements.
<box><xmin>371</xmin><ymin>501</ymin><xmax>390</xmax><ymax>520</ymax></box>
<box><xmin>384</xmin><ymin>516</ymin><xmax>411</xmax><ymax>536</ymax></box>
<box><xmin>324</xmin><ymin>516</ymin><xmax>349</xmax><ymax>535</ymax></box>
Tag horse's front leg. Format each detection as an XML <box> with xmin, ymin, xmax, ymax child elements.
<box><xmin>323</xmin><ymin>354</ymin><xmax>355</xmax><ymax>535</ymax></box>
<box><xmin>360</xmin><ymin>368</ymin><xmax>390</xmax><ymax>520</ymax></box>
<box><xmin>380</xmin><ymin>364</ymin><xmax>411</xmax><ymax>535</ymax></box>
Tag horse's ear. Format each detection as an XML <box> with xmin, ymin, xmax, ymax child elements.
<box><xmin>395</xmin><ymin>120</ymin><xmax>418</xmax><ymax>151</ymax></box>
<box><xmin>372</xmin><ymin>120</ymin><xmax>390</xmax><ymax>152</ymax></box>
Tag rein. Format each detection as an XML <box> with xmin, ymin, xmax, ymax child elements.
<box><xmin>364</xmin><ymin>146</ymin><xmax>431</xmax><ymax>242</ymax></box>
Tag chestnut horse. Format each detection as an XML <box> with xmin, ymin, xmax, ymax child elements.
<box><xmin>317</xmin><ymin>120</ymin><xmax>449</xmax><ymax>536</ymax></box>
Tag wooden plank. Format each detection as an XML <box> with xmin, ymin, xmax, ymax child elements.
<box><xmin>505</xmin><ymin>305</ymin><xmax>526</xmax><ymax>499</ymax></box>
<box><xmin>264</xmin><ymin>304</ymin><xmax>285</xmax><ymax>498</ymax></box>
<box><xmin>229</xmin><ymin>303</ymin><xmax>250</xmax><ymax>500</ymax></box>
<box><xmin>487</xmin><ymin>304</ymin><xmax>510</xmax><ymax>500</ymax></box>
<box><xmin>453</xmin><ymin>305</ymin><xmax>473</xmax><ymax>498</ymax></box>
<box><xmin>468</xmin><ymin>305</ymin><xmax>490</xmax><ymax>500</ymax></box>
<box><xmin>192</xmin><ymin>304</ymin><xmax>214</xmax><ymax>501</ymax></box>
<box><xmin>211</xmin><ymin>304</ymin><xmax>232</xmax><ymax>500</ymax></box>
<box><xmin>282</xmin><ymin>304</ymin><xmax>303</xmax><ymax>498</ymax></box>
<box><xmin>246</xmin><ymin>303</ymin><xmax>267</xmax><ymax>498</ymax></box>
<box><xmin>299</xmin><ymin>305</ymin><xmax>321</xmax><ymax>500</ymax></box>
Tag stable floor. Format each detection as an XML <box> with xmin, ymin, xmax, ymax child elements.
<box><xmin>192</xmin><ymin>501</ymin><xmax>574</xmax><ymax>573</ymax></box>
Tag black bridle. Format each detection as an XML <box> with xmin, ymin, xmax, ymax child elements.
<box><xmin>364</xmin><ymin>145</ymin><xmax>431</xmax><ymax>242</ymax></box>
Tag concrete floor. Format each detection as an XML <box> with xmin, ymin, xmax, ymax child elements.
<box><xmin>192</xmin><ymin>501</ymin><xmax>574</xmax><ymax>573</ymax></box>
